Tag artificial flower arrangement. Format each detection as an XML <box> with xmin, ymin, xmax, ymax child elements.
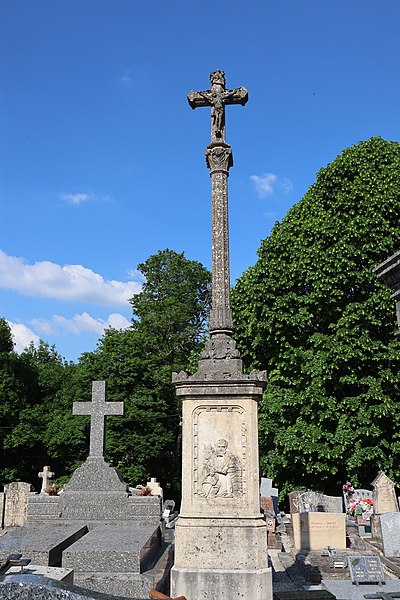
<box><xmin>342</xmin><ymin>481</ymin><xmax>373</xmax><ymax>516</ymax></box>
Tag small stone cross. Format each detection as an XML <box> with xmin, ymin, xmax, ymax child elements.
<box><xmin>188</xmin><ymin>69</ymin><xmax>248</xmax><ymax>144</ymax></box>
<box><xmin>73</xmin><ymin>381</ymin><xmax>124</xmax><ymax>458</ymax></box>
<box><xmin>38</xmin><ymin>465</ymin><xmax>54</xmax><ymax>493</ymax></box>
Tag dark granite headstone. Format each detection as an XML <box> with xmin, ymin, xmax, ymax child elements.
<box><xmin>348</xmin><ymin>556</ymin><xmax>385</xmax><ymax>585</ymax></box>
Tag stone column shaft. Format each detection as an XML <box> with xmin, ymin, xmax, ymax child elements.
<box><xmin>206</xmin><ymin>144</ymin><xmax>233</xmax><ymax>334</ymax></box>
<box><xmin>210</xmin><ymin>170</ymin><xmax>232</xmax><ymax>332</ymax></box>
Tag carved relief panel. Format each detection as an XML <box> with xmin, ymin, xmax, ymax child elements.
<box><xmin>193</xmin><ymin>405</ymin><xmax>246</xmax><ymax>500</ymax></box>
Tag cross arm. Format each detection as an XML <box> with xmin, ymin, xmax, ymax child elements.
<box><xmin>73</xmin><ymin>402</ymin><xmax>94</xmax><ymax>415</ymax></box>
<box><xmin>105</xmin><ymin>401</ymin><xmax>124</xmax><ymax>416</ymax></box>
<box><xmin>223</xmin><ymin>86</ymin><xmax>248</xmax><ymax>106</ymax></box>
<box><xmin>187</xmin><ymin>90</ymin><xmax>211</xmax><ymax>109</ymax></box>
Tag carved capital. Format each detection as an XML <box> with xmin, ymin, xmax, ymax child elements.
<box><xmin>206</xmin><ymin>145</ymin><xmax>233</xmax><ymax>173</ymax></box>
<box><xmin>201</xmin><ymin>333</ymin><xmax>240</xmax><ymax>360</ymax></box>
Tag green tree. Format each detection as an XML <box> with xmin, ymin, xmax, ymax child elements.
<box><xmin>76</xmin><ymin>249</ymin><xmax>211</xmax><ymax>493</ymax></box>
<box><xmin>0</xmin><ymin>336</ymin><xmax>82</xmax><ymax>488</ymax></box>
<box><xmin>232</xmin><ymin>137</ymin><xmax>400</xmax><ymax>497</ymax></box>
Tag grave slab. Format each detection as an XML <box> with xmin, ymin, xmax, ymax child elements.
<box><xmin>63</xmin><ymin>523</ymin><xmax>163</xmax><ymax>598</ymax></box>
<box><xmin>62</xmin><ymin>524</ymin><xmax>161</xmax><ymax>573</ymax></box>
<box><xmin>0</xmin><ymin>524</ymin><xmax>87</xmax><ymax>566</ymax></box>
<box><xmin>322</xmin><ymin>579</ymin><xmax>400</xmax><ymax>600</ymax></box>
<box><xmin>4</xmin><ymin>563</ymin><xmax>73</xmax><ymax>584</ymax></box>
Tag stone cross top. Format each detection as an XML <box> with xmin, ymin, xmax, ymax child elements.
<box><xmin>188</xmin><ymin>70</ymin><xmax>248</xmax><ymax>336</ymax></box>
<box><xmin>38</xmin><ymin>465</ymin><xmax>54</xmax><ymax>493</ymax></box>
<box><xmin>73</xmin><ymin>381</ymin><xmax>123</xmax><ymax>458</ymax></box>
<box><xmin>188</xmin><ymin>69</ymin><xmax>248</xmax><ymax>144</ymax></box>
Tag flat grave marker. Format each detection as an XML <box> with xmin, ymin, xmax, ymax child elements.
<box><xmin>348</xmin><ymin>555</ymin><xmax>385</xmax><ymax>586</ymax></box>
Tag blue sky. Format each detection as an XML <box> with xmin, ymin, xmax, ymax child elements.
<box><xmin>1</xmin><ymin>1</ymin><xmax>399</xmax><ymax>362</ymax></box>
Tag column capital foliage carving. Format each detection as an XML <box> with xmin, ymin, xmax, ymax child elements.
<box><xmin>206</xmin><ymin>144</ymin><xmax>233</xmax><ymax>173</ymax></box>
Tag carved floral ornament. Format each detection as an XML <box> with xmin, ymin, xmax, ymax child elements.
<box><xmin>205</xmin><ymin>146</ymin><xmax>233</xmax><ymax>173</ymax></box>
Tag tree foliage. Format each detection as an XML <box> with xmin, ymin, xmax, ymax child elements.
<box><xmin>72</xmin><ymin>249</ymin><xmax>211</xmax><ymax>493</ymax></box>
<box><xmin>232</xmin><ymin>137</ymin><xmax>400</xmax><ymax>497</ymax></box>
<box><xmin>0</xmin><ymin>324</ymin><xmax>80</xmax><ymax>486</ymax></box>
<box><xmin>0</xmin><ymin>251</ymin><xmax>210</xmax><ymax>497</ymax></box>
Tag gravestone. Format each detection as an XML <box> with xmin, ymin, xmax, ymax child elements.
<box><xmin>288</xmin><ymin>490</ymin><xmax>305</xmax><ymax>514</ymax></box>
<box><xmin>292</xmin><ymin>512</ymin><xmax>346</xmax><ymax>550</ymax></box>
<box><xmin>170</xmin><ymin>70</ymin><xmax>272</xmax><ymax>600</ymax></box>
<box><xmin>0</xmin><ymin>492</ymin><xmax>5</xmax><ymax>528</ymax></box>
<box><xmin>298</xmin><ymin>491</ymin><xmax>343</xmax><ymax>513</ymax></box>
<box><xmin>3</xmin><ymin>482</ymin><xmax>31</xmax><ymax>527</ymax></box>
<box><xmin>260</xmin><ymin>477</ymin><xmax>278</xmax><ymax>498</ymax></box>
<box><xmin>0</xmin><ymin>381</ymin><xmax>166</xmax><ymax>598</ymax></box>
<box><xmin>380</xmin><ymin>512</ymin><xmax>400</xmax><ymax>557</ymax></box>
<box><xmin>371</xmin><ymin>471</ymin><xmax>399</xmax><ymax>514</ymax></box>
<box><xmin>260</xmin><ymin>477</ymin><xmax>278</xmax><ymax>514</ymax></box>
<box><xmin>147</xmin><ymin>478</ymin><xmax>163</xmax><ymax>499</ymax></box>
<box><xmin>38</xmin><ymin>466</ymin><xmax>55</xmax><ymax>494</ymax></box>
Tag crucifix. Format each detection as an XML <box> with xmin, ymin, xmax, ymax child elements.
<box><xmin>38</xmin><ymin>465</ymin><xmax>54</xmax><ymax>493</ymax></box>
<box><xmin>188</xmin><ymin>70</ymin><xmax>248</xmax><ymax>336</ymax></box>
<box><xmin>188</xmin><ymin>69</ymin><xmax>248</xmax><ymax>144</ymax></box>
<box><xmin>73</xmin><ymin>381</ymin><xmax>123</xmax><ymax>458</ymax></box>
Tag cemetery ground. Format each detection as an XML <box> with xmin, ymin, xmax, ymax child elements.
<box><xmin>1</xmin><ymin>475</ymin><xmax>400</xmax><ymax>599</ymax></box>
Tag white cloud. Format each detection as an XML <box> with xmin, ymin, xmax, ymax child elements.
<box><xmin>281</xmin><ymin>177</ymin><xmax>293</xmax><ymax>193</ymax></box>
<box><xmin>0</xmin><ymin>250</ymin><xmax>142</xmax><ymax>306</ymax></box>
<box><xmin>7</xmin><ymin>321</ymin><xmax>40</xmax><ymax>353</ymax></box>
<box><xmin>127</xmin><ymin>268</ymin><xmax>146</xmax><ymax>282</ymax></box>
<box><xmin>60</xmin><ymin>193</ymin><xmax>92</xmax><ymax>205</ymax></box>
<box><xmin>120</xmin><ymin>76</ymin><xmax>132</xmax><ymax>84</ymax></box>
<box><xmin>250</xmin><ymin>173</ymin><xmax>277</xmax><ymax>198</ymax></box>
<box><xmin>31</xmin><ymin>312</ymin><xmax>131</xmax><ymax>336</ymax></box>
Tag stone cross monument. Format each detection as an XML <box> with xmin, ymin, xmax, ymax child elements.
<box><xmin>38</xmin><ymin>465</ymin><xmax>54</xmax><ymax>494</ymax></box>
<box><xmin>73</xmin><ymin>381</ymin><xmax>124</xmax><ymax>458</ymax></box>
<box><xmin>64</xmin><ymin>380</ymin><xmax>127</xmax><ymax>492</ymax></box>
<box><xmin>170</xmin><ymin>70</ymin><xmax>272</xmax><ymax>600</ymax></box>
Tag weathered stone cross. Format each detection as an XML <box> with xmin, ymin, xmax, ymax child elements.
<box><xmin>188</xmin><ymin>69</ymin><xmax>248</xmax><ymax>144</ymax></box>
<box><xmin>188</xmin><ymin>70</ymin><xmax>248</xmax><ymax>336</ymax></box>
<box><xmin>73</xmin><ymin>381</ymin><xmax>124</xmax><ymax>458</ymax></box>
<box><xmin>38</xmin><ymin>465</ymin><xmax>54</xmax><ymax>493</ymax></box>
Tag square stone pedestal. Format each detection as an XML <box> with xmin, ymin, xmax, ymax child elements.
<box><xmin>170</xmin><ymin>361</ymin><xmax>272</xmax><ymax>600</ymax></box>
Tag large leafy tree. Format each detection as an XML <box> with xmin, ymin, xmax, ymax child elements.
<box><xmin>0</xmin><ymin>331</ymin><xmax>82</xmax><ymax>488</ymax></box>
<box><xmin>76</xmin><ymin>249</ymin><xmax>211</xmax><ymax>493</ymax></box>
<box><xmin>232</xmin><ymin>137</ymin><xmax>400</xmax><ymax>497</ymax></box>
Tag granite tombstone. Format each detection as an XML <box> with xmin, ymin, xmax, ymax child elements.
<box><xmin>380</xmin><ymin>512</ymin><xmax>400</xmax><ymax>557</ymax></box>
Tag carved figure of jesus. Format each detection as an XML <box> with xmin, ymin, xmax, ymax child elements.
<box><xmin>188</xmin><ymin>70</ymin><xmax>248</xmax><ymax>144</ymax></box>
